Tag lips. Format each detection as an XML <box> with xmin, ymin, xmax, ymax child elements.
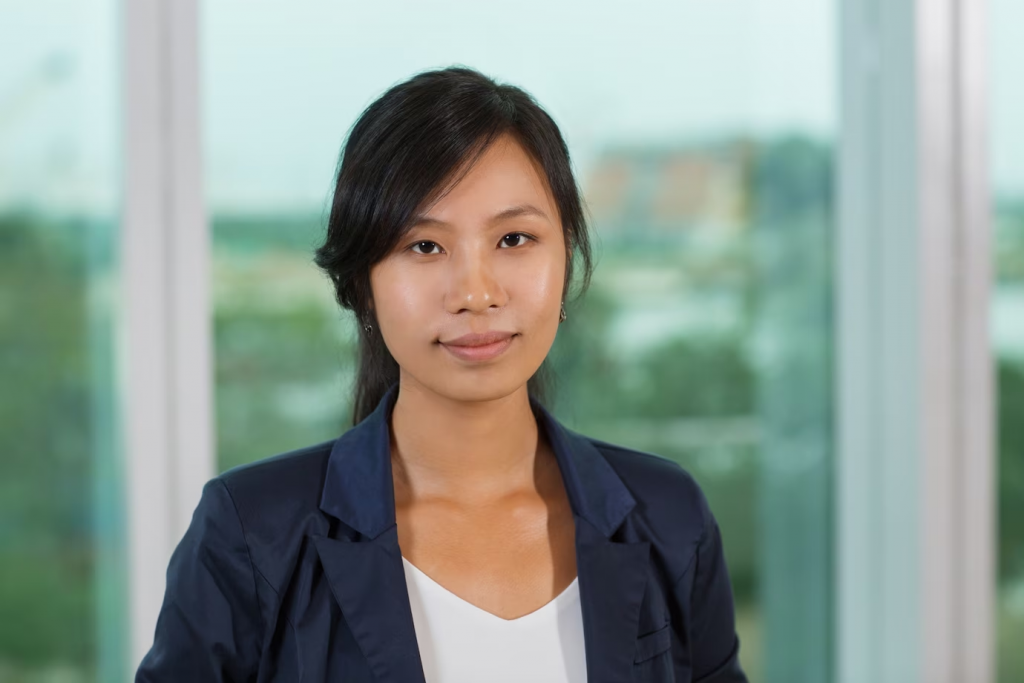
<box><xmin>439</xmin><ymin>331</ymin><xmax>517</xmax><ymax>362</ymax></box>
<box><xmin>440</xmin><ymin>330</ymin><xmax>515</xmax><ymax>347</ymax></box>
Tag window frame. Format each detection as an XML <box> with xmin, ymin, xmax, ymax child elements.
<box><xmin>836</xmin><ymin>0</ymin><xmax>994</xmax><ymax>681</ymax></box>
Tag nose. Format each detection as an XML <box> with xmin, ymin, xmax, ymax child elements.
<box><xmin>444</xmin><ymin>248</ymin><xmax>508</xmax><ymax>316</ymax></box>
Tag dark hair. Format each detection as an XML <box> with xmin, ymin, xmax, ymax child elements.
<box><xmin>314</xmin><ymin>66</ymin><xmax>595</xmax><ymax>424</ymax></box>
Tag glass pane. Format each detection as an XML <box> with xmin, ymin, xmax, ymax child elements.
<box><xmin>993</xmin><ymin>1</ymin><xmax>1024</xmax><ymax>681</ymax></box>
<box><xmin>0</xmin><ymin>2</ymin><xmax>125</xmax><ymax>682</ymax></box>
<box><xmin>202</xmin><ymin>3</ymin><xmax>836</xmax><ymax>680</ymax></box>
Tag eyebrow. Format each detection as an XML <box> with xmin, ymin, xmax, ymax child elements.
<box><xmin>408</xmin><ymin>203</ymin><xmax>551</xmax><ymax>230</ymax></box>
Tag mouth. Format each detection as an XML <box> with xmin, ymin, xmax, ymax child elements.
<box><xmin>439</xmin><ymin>333</ymin><xmax>517</xmax><ymax>362</ymax></box>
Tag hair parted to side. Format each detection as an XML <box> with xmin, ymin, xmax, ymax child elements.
<box><xmin>314</xmin><ymin>66</ymin><xmax>595</xmax><ymax>425</ymax></box>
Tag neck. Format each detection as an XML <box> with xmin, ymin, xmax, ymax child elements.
<box><xmin>388</xmin><ymin>376</ymin><xmax>551</xmax><ymax>507</ymax></box>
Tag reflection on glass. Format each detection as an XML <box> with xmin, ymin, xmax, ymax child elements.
<box><xmin>203</xmin><ymin>3</ymin><xmax>835</xmax><ymax>680</ymax></box>
<box><xmin>0</xmin><ymin>2</ymin><xmax>124</xmax><ymax>682</ymax></box>
<box><xmin>993</xmin><ymin>2</ymin><xmax>1024</xmax><ymax>681</ymax></box>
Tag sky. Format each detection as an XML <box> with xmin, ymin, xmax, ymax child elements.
<box><xmin>2</xmin><ymin>0</ymin><xmax>836</xmax><ymax>213</ymax></box>
<box><xmin>0</xmin><ymin>0</ymin><xmax>1020</xmax><ymax>213</ymax></box>
<box><xmin>992</xmin><ymin>0</ymin><xmax>1024</xmax><ymax>198</ymax></box>
<box><xmin>200</xmin><ymin>0</ymin><xmax>836</xmax><ymax>211</ymax></box>
<box><xmin>0</xmin><ymin>0</ymin><xmax>119</xmax><ymax>213</ymax></box>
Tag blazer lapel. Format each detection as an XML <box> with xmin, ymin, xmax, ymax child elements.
<box><xmin>575</xmin><ymin>517</ymin><xmax>654</xmax><ymax>681</ymax></box>
<box><xmin>314</xmin><ymin>384</ymin><xmax>427</xmax><ymax>683</ymax></box>
<box><xmin>535</xmin><ymin>397</ymin><xmax>654</xmax><ymax>681</ymax></box>
<box><xmin>315</xmin><ymin>382</ymin><xmax>651</xmax><ymax>682</ymax></box>
<box><xmin>312</xmin><ymin>526</ymin><xmax>426</xmax><ymax>683</ymax></box>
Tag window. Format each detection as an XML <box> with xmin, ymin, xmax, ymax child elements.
<box><xmin>0</xmin><ymin>1</ymin><xmax>125</xmax><ymax>680</ymax></box>
<box><xmin>202</xmin><ymin>3</ymin><xmax>837</xmax><ymax>679</ymax></box>
<box><xmin>992</xmin><ymin>1</ymin><xmax>1024</xmax><ymax>680</ymax></box>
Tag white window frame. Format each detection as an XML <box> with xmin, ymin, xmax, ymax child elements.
<box><xmin>120</xmin><ymin>0</ymin><xmax>213</xmax><ymax>671</ymax></box>
<box><xmin>837</xmin><ymin>0</ymin><xmax>993</xmax><ymax>682</ymax></box>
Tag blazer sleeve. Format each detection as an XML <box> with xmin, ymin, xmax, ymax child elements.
<box><xmin>674</xmin><ymin>511</ymin><xmax>749</xmax><ymax>683</ymax></box>
<box><xmin>135</xmin><ymin>478</ymin><xmax>263</xmax><ymax>682</ymax></box>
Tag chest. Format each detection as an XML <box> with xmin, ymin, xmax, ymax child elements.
<box><xmin>394</xmin><ymin>489</ymin><xmax>578</xmax><ymax>620</ymax></box>
<box><xmin>401</xmin><ymin>553</ymin><xmax>587</xmax><ymax>683</ymax></box>
<box><xmin>272</xmin><ymin>503</ymin><xmax>684</xmax><ymax>682</ymax></box>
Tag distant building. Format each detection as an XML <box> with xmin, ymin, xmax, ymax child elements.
<box><xmin>582</xmin><ymin>139</ymin><xmax>755</xmax><ymax>244</ymax></box>
<box><xmin>579</xmin><ymin>139</ymin><xmax>760</xmax><ymax>350</ymax></box>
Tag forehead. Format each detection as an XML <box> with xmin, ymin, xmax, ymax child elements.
<box><xmin>420</xmin><ymin>133</ymin><xmax>558</xmax><ymax>222</ymax></box>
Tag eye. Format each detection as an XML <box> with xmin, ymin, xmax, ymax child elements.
<box><xmin>409</xmin><ymin>240</ymin><xmax>442</xmax><ymax>255</ymax></box>
<box><xmin>499</xmin><ymin>232</ymin><xmax>534</xmax><ymax>249</ymax></box>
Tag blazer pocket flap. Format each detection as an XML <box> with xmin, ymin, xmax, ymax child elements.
<box><xmin>633</xmin><ymin>623</ymin><xmax>672</xmax><ymax>663</ymax></box>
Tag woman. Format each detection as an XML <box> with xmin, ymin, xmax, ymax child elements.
<box><xmin>136</xmin><ymin>66</ymin><xmax>747</xmax><ymax>683</ymax></box>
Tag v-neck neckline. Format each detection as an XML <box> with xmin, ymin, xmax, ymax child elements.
<box><xmin>401</xmin><ymin>556</ymin><xmax>579</xmax><ymax>624</ymax></box>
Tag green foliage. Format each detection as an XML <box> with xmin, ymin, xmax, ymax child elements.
<box><xmin>214</xmin><ymin>299</ymin><xmax>355</xmax><ymax>472</ymax></box>
<box><xmin>995</xmin><ymin>200</ymin><xmax>1024</xmax><ymax>283</ymax></box>
<box><xmin>211</xmin><ymin>214</ymin><xmax>358</xmax><ymax>473</ymax></box>
<box><xmin>751</xmin><ymin>135</ymin><xmax>833</xmax><ymax>226</ymax></box>
<box><xmin>0</xmin><ymin>550</ymin><xmax>94</xmax><ymax>666</ymax></box>
<box><xmin>999</xmin><ymin>358</ymin><xmax>1024</xmax><ymax>581</ymax></box>
<box><xmin>623</xmin><ymin>336</ymin><xmax>756</xmax><ymax>418</ymax></box>
<box><xmin>0</xmin><ymin>213</ymin><xmax>99</xmax><ymax>674</ymax></box>
<box><xmin>546</xmin><ymin>285</ymin><xmax>620</xmax><ymax>420</ymax></box>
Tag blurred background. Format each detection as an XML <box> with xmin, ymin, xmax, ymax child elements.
<box><xmin>0</xmin><ymin>1</ymin><xmax>1019</xmax><ymax>682</ymax></box>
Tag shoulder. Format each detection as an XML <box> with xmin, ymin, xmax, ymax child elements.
<box><xmin>578</xmin><ymin>432</ymin><xmax>716</xmax><ymax>574</ymax></box>
<box><xmin>219</xmin><ymin>438</ymin><xmax>335</xmax><ymax>497</ymax></box>
<box><xmin>590</xmin><ymin>434</ymin><xmax>713</xmax><ymax>529</ymax></box>
<box><xmin>212</xmin><ymin>439</ymin><xmax>336</xmax><ymax>533</ymax></box>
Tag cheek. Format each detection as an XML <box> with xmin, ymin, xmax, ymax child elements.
<box><xmin>371</xmin><ymin>263</ymin><xmax>436</xmax><ymax>341</ymax></box>
<box><xmin>496</xmin><ymin>257</ymin><xmax>564</xmax><ymax>355</ymax></box>
<box><xmin>511</xmin><ymin>250</ymin><xmax>565</xmax><ymax>313</ymax></box>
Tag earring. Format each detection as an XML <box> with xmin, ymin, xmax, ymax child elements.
<box><xmin>559</xmin><ymin>301</ymin><xmax>567</xmax><ymax>323</ymax></box>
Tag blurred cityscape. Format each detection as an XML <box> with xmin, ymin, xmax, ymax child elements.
<box><xmin>3</xmin><ymin>131</ymin><xmax>1024</xmax><ymax>681</ymax></box>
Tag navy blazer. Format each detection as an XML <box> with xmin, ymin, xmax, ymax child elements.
<box><xmin>136</xmin><ymin>383</ymin><xmax>748</xmax><ymax>682</ymax></box>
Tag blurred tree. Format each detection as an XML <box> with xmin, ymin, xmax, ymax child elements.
<box><xmin>998</xmin><ymin>358</ymin><xmax>1024</xmax><ymax>581</ymax></box>
<box><xmin>0</xmin><ymin>213</ymin><xmax>97</xmax><ymax>673</ymax></box>
<box><xmin>212</xmin><ymin>214</ymin><xmax>357</xmax><ymax>473</ymax></box>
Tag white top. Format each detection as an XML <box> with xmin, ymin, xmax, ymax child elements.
<box><xmin>401</xmin><ymin>556</ymin><xmax>588</xmax><ymax>683</ymax></box>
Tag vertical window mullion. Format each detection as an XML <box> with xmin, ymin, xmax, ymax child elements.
<box><xmin>120</xmin><ymin>0</ymin><xmax>213</xmax><ymax>672</ymax></box>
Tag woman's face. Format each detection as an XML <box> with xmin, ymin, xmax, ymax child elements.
<box><xmin>369</xmin><ymin>133</ymin><xmax>568</xmax><ymax>402</ymax></box>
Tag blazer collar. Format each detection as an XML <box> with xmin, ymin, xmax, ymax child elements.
<box><xmin>318</xmin><ymin>381</ymin><xmax>637</xmax><ymax>540</ymax></box>
<box><xmin>313</xmin><ymin>383</ymin><xmax>656</xmax><ymax>682</ymax></box>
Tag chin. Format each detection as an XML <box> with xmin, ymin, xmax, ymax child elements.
<box><xmin>428</xmin><ymin>370</ymin><xmax>531</xmax><ymax>403</ymax></box>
